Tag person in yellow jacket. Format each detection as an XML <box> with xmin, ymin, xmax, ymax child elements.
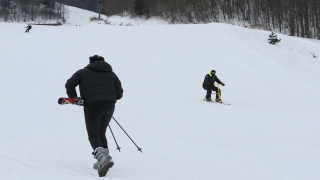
<box><xmin>25</xmin><ymin>24</ymin><xmax>32</xmax><ymax>33</ymax></box>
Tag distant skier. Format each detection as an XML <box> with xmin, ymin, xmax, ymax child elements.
<box><xmin>203</xmin><ymin>70</ymin><xmax>225</xmax><ymax>102</ymax></box>
<box><xmin>65</xmin><ymin>55</ymin><xmax>123</xmax><ymax>177</ymax></box>
<box><xmin>25</xmin><ymin>24</ymin><xmax>32</xmax><ymax>32</ymax></box>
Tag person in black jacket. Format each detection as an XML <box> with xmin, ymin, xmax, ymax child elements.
<box><xmin>25</xmin><ymin>24</ymin><xmax>32</xmax><ymax>32</ymax></box>
<box><xmin>65</xmin><ymin>55</ymin><xmax>123</xmax><ymax>177</ymax></box>
<box><xmin>202</xmin><ymin>70</ymin><xmax>225</xmax><ymax>102</ymax></box>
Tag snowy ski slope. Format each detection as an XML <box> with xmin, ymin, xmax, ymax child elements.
<box><xmin>1</xmin><ymin>6</ymin><xmax>320</xmax><ymax>180</ymax></box>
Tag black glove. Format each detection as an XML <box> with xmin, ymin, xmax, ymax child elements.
<box><xmin>221</xmin><ymin>83</ymin><xmax>225</xmax><ymax>86</ymax></box>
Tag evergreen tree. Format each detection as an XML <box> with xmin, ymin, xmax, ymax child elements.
<box><xmin>268</xmin><ymin>32</ymin><xmax>281</xmax><ymax>45</ymax></box>
<box><xmin>134</xmin><ymin>0</ymin><xmax>144</xmax><ymax>16</ymax></box>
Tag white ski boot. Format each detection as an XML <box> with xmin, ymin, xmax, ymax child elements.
<box><xmin>93</xmin><ymin>147</ymin><xmax>114</xmax><ymax>177</ymax></box>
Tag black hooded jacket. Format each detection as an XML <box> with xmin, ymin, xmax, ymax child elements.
<box><xmin>65</xmin><ymin>61</ymin><xmax>123</xmax><ymax>106</ymax></box>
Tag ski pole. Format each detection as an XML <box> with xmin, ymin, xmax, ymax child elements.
<box><xmin>112</xmin><ymin>116</ymin><xmax>142</xmax><ymax>153</ymax></box>
<box><xmin>108</xmin><ymin>125</ymin><xmax>121</xmax><ymax>152</ymax></box>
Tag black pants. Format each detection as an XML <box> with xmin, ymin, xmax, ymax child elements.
<box><xmin>84</xmin><ymin>103</ymin><xmax>115</xmax><ymax>150</ymax></box>
<box><xmin>25</xmin><ymin>28</ymin><xmax>31</xmax><ymax>32</ymax></box>
<box><xmin>203</xmin><ymin>86</ymin><xmax>221</xmax><ymax>99</ymax></box>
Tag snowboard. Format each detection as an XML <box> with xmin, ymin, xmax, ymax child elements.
<box><xmin>58</xmin><ymin>97</ymin><xmax>84</xmax><ymax>106</ymax></box>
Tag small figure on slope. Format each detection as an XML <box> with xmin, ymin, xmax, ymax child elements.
<box><xmin>202</xmin><ymin>70</ymin><xmax>225</xmax><ymax>102</ymax></box>
<box><xmin>268</xmin><ymin>32</ymin><xmax>281</xmax><ymax>45</ymax></box>
<box><xmin>65</xmin><ymin>55</ymin><xmax>123</xmax><ymax>177</ymax></box>
<box><xmin>25</xmin><ymin>24</ymin><xmax>32</xmax><ymax>33</ymax></box>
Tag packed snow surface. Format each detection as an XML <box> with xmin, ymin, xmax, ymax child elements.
<box><xmin>65</xmin><ymin>5</ymin><xmax>168</xmax><ymax>26</ymax></box>
<box><xmin>1</xmin><ymin>6</ymin><xmax>320</xmax><ymax>180</ymax></box>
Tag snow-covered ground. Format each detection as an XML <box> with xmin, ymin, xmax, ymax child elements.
<box><xmin>11</xmin><ymin>5</ymin><xmax>167</xmax><ymax>26</ymax></box>
<box><xmin>65</xmin><ymin>6</ymin><xmax>168</xmax><ymax>26</ymax></box>
<box><xmin>1</xmin><ymin>6</ymin><xmax>320</xmax><ymax>180</ymax></box>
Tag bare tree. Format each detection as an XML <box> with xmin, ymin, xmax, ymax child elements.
<box><xmin>1</xmin><ymin>0</ymin><xmax>320</xmax><ymax>39</ymax></box>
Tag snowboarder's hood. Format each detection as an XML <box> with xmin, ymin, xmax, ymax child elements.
<box><xmin>86</xmin><ymin>61</ymin><xmax>113</xmax><ymax>72</ymax></box>
<box><xmin>208</xmin><ymin>71</ymin><xmax>216</xmax><ymax>77</ymax></box>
